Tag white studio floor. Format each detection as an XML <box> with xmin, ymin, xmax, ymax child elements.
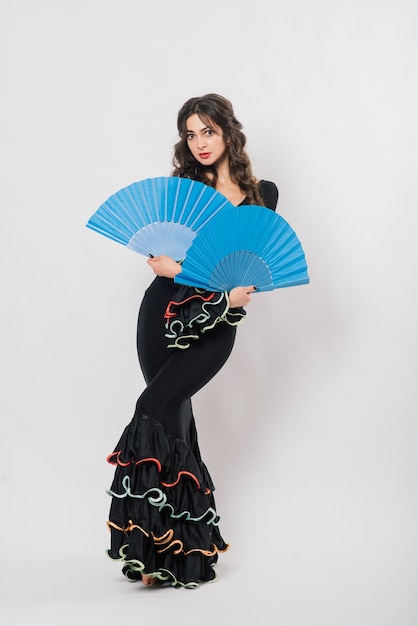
<box><xmin>1</xmin><ymin>541</ymin><xmax>417</xmax><ymax>626</ymax></box>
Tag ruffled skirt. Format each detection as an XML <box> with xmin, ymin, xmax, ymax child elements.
<box><xmin>106</xmin><ymin>414</ymin><xmax>229</xmax><ymax>588</ymax></box>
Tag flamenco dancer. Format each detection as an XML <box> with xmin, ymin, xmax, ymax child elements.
<box><xmin>106</xmin><ymin>93</ymin><xmax>278</xmax><ymax>587</ymax></box>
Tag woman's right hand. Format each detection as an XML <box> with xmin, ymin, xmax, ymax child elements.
<box><xmin>147</xmin><ymin>255</ymin><xmax>182</xmax><ymax>278</ymax></box>
<box><xmin>229</xmin><ymin>285</ymin><xmax>257</xmax><ymax>308</ymax></box>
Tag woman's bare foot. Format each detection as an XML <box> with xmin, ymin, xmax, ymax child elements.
<box><xmin>142</xmin><ymin>574</ymin><xmax>158</xmax><ymax>586</ymax></box>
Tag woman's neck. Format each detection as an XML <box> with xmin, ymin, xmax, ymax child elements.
<box><xmin>205</xmin><ymin>155</ymin><xmax>246</xmax><ymax>205</ymax></box>
<box><xmin>215</xmin><ymin>166</ymin><xmax>246</xmax><ymax>206</ymax></box>
<box><xmin>214</xmin><ymin>156</ymin><xmax>232</xmax><ymax>185</ymax></box>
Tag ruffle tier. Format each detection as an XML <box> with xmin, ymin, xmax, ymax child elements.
<box><xmin>106</xmin><ymin>414</ymin><xmax>229</xmax><ymax>588</ymax></box>
<box><xmin>164</xmin><ymin>285</ymin><xmax>246</xmax><ymax>349</ymax></box>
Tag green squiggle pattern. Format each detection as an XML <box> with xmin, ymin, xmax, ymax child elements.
<box><xmin>107</xmin><ymin>475</ymin><xmax>220</xmax><ymax>525</ymax></box>
<box><xmin>165</xmin><ymin>290</ymin><xmax>245</xmax><ymax>349</ymax></box>
<box><xmin>106</xmin><ymin>545</ymin><xmax>217</xmax><ymax>589</ymax></box>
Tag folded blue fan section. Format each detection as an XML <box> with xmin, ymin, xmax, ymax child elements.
<box><xmin>127</xmin><ymin>222</ymin><xmax>197</xmax><ymax>260</ymax></box>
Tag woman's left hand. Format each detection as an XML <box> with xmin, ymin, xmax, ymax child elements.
<box><xmin>147</xmin><ymin>255</ymin><xmax>182</xmax><ymax>278</ymax></box>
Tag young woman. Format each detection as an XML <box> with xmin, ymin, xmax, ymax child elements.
<box><xmin>106</xmin><ymin>94</ymin><xmax>279</xmax><ymax>588</ymax></box>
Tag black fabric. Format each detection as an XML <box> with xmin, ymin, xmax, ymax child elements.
<box><xmin>164</xmin><ymin>286</ymin><xmax>246</xmax><ymax>349</ymax></box>
<box><xmin>240</xmin><ymin>179</ymin><xmax>279</xmax><ymax>210</ymax></box>
<box><xmin>135</xmin><ymin>277</ymin><xmax>237</xmax><ymax>443</ymax></box>
<box><xmin>107</xmin><ymin>277</ymin><xmax>235</xmax><ymax>587</ymax></box>
<box><xmin>106</xmin><ymin>180</ymin><xmax>278</xmax><ymax>587</ymax></box>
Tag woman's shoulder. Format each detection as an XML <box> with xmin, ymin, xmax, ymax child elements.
<box><xmin>257</xmin><ymin>180</ymin><xmax>279</xmax><ymax>211</ymax></box>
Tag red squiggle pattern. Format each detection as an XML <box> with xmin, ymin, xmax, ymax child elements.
<box><xmin>164</xmin><ymin>291</ymin><xmax>216</xmax><ymax>320</ymax></box>
<box><xmin>107</xmin><ymin>451</ymin><xmax>211</xmax><ymax>494</ymax></box>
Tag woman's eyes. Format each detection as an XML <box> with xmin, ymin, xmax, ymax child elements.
<box><xmin>186</xmin><ymin>129</ymin><xmax>214</xmax><ymax>141</ymax></box>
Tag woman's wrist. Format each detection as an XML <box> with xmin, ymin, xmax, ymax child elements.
<box><xmin>228</xmin><ymin>285</ymin><xmax>257</xmax><ymax>308</ymax></box>
<box><xmin>147</xmin><ymin>255</ymin><xmax>183</xmax><ymax>278</ymax></box>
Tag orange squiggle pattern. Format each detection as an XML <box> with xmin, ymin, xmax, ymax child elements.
<box><xmin>107</xmin><ymin>519</ymin><xmax>230</xmax><ymax>557</ymax></box>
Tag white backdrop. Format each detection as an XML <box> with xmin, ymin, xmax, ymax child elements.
<box><xmin>1</xmin><ymin>1</ymin><xmax>417</xmax><ymax>625</ymax></box>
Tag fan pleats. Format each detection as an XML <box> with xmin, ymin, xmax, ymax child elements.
<box><xmin>86</xmin><ymin>177</ymin><xmax>232</xmax><ymax>259</ymax></box>
<box><xmin>87</xmin><ymin>177</ymin><xmax>309</xmax><ymax>292</ymax></box>
<box><xmin>174</xmin><ymin>204</ymin><xmax>309</xmax><ymax>292</ymax></box>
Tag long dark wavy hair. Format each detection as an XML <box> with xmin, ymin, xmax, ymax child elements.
<box><xmin>172</xmin><ymin>94</ymin><xmax>264</xmax><ymax>206</ymax></box>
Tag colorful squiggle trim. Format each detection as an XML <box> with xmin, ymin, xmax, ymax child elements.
<box><xmin>106</xmin><ymin>545</ymin><xmax>202</xmax><ymax>589</ymax></box>
<box><xmin>164</xmin><ymin>291</ymin><xmax>217</xmax><ymax>320</ymax></box>
<box><xmin>107</xmin><ymin>475</ymin><xmax>220</xmax><ymax>525</ymax></box>
<box><xmin>164</xmin><ymin>290</ymin><xmax>245</xmax><ymax>350</ymax></box>
<box><xmin>107</xmin><ymin>520</ymin><xmax>229</xmax><ymax>558</ymax></box>
<box><xmin>106</xmin><ymin>542</ymin><xmax>223</xmax><ymax>589</ymax></box>
<box><xmin>107</xmin><ymin>452</ymin><xmax>211</xmax><ymax>494</ymax></box>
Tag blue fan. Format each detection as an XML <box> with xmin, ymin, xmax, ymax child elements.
<box><xmin>86</xmin><ymin>177</ymin><xmax>233</xmax><ymax>260</ymax></box>
<box><xmin>174</xmin><ymin>204</ymin><xmax>309</xmax><ymax>292</ymax></box>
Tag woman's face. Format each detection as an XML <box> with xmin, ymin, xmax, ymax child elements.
<box><xmin>185</xmin><ymin>113</ymin><xmax>228</xmax><ymax>167</ymax></box>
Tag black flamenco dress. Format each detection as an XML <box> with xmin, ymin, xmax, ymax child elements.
<box><xmin>106</xmin><ymin>181</ymin><xmax>278</xmax><ymax>588</ymax></box>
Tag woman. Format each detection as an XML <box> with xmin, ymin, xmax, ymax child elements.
<box><xmin>106</xmin><ymin>94</ymin><xmax>278</xmax><ymax>588</ymax></box>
